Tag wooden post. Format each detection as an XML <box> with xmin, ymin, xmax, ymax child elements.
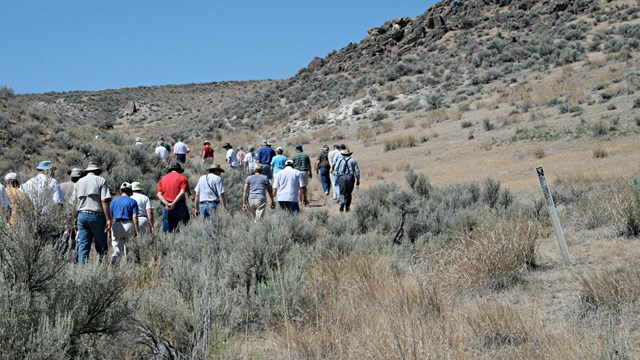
<box><xmin>536</xmin><ymin>166</ymin><xmax>572</xmax><ymax>266</ymax></box>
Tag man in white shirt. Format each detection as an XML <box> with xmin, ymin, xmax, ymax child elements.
<box><xmin>222</xmin><ymin>142</ymin><xmax>239</xmax><ymax>169</ymax></box>
<box><xmin>155</xmin><ymin>141</ymin><xmax>169</xmax><ymax>160</ymax></box>
<box><xmin>272</xmin><ymin>160</ymin><xmax>308</xmax><ymax>213</ymax></box>
<box><xmin>173</xmin><ymin>138</ymin><xmax>190</xmax><ymax>163</ymax></box>
<box><xmin>194</xmin><ymin>164</ymin><xmax>227</xmax><ymax>218</ymax></box>
<box><xmin>20</xmin><ymin>160</ymin><xmax>63</xmax><ymax>212</ymax></box>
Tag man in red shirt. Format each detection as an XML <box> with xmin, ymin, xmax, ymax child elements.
<box><xmin>157</xmin><ymin>162</ymin><xmax>191</xmax><ymax>233</ymax></box>
<box><xmin>201</xmin><ymin>140</ymin><xmax>214</xmax><ymax>166</ymax></box>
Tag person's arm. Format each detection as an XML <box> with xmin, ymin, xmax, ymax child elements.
<box><xmin>242</xmin><ymin>183</ymin><xmax>249</xmax><ymax>212</ymax></box>
<box><xmin>102</xmin><ymin>198</ymin><xmax>112</xmax><ymax>233</ymax></box>
<box><xmin>194</xmin><ymin>192</ymin><xmax>201</xmax><ymax>217</ymax></box>
<box><xmin>133</xmin><ymin>214</ymin><xmax>139</xmax><ymax>237</ymax></box>
<box><xmin>315</xmin><ymin>159</ymin><xmax>321</xmax><ymax>174</ymax></box>
<box><xmin>201</xmin><ymin>149</ymin><xmax>206</xmax><ymax>160</ymax></box>
<box><xmin>219</xmin><ymin>193</ymin><xmax>227</xmax><ymax>210</ymax></box>
<box><xmin>266</xmin><ymin>184</ymin><xmax>276</xmax><ymax>209</ymax></box>
<box><xmin>355</xmin><ymin>162</ymin><xmax>361</xmax><ymax>187</ymax></box>
<box><xmin>146</xmin><ymin>208</ymin><xmax>155</xmax><ymax>234</ymax></box>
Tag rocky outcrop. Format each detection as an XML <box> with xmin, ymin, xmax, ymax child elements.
<box><xmin>123</xmin><ymin>100</ymin><xmax>136</xmax><ymax>116</ymax></box>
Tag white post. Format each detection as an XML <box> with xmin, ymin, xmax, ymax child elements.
<box><xmin>536</xmin><ymin>166</ymin><xmax>571</xmax><ymax>266</ymax></box>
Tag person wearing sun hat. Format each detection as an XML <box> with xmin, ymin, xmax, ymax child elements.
<box><xmin>334</xmin><ymin>147</ymin><xmax>361</xmax><ymax>212</ymax></box>
<box><xmin>130</xmin><ymin>181</ymin><xmax>155</xmax><ymax>235</ymax></box>
<box><xmin>60</xmin><ymin>167</ymin><xmax>84</xmax><ymax>202</ymax></box>
<box><xmin>222</xmin><ymin>142</ymin><xmax>239</xmax><ymax>169</ymax></box>
<box><xmin>109</xmin><ymin>182</ymin><xmax>139</xmax><ymax>265</ymax></box>
<box><xmin>257</xmin><ymin>139</ymin><xmax>276</xmax><ymax>180</ymax></box>
<box><xmin>201</xmin><ymin>140</ymin><xmax>215</xmax><ymax>166</ymax></box>
<box><xmin>270</xmin><ymin>146</ymin><xmax>287</xmax><ymax>178</ymax></box>
<box><xmin>3</xmin><ymin>172</ymin><xmax>28</xmax><ymax>226</ymax></box>
<box><xmin>73</xmin><ymin>161</ymin><xmax>113</xmax><ymax>264</ymax></box>
<box><xmin>194</xmin><ymin>163</ymin><xmax>227</xmax><ymax>219</ymax></box>
<box><xmin>157</xmin><ymin>162</ymin><xmax>191</xmax><ymax>233</ymax></box>
<box><xmin>20</xmin><ymin>160</ymin><xmax>64</xmax><ymax>211</ymax></box>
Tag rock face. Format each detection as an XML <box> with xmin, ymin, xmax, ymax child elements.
<box><xmin>123</xmin><ymin>101</ymin><xmax>136</xmax><ymax>116</ymax></box>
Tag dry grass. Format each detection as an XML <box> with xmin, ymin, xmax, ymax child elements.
<box><xmin>592</xmin><ymin>146</ymin><xmax>608</xmax><ymax>159</ymax></box>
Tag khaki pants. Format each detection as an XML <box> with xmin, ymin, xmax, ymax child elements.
<box><xmin>111</xmin><ymin>220</ymin><xmax>134</xmax><ymax>264</ymax></box>
<box><xmin>248</xmin><ymin>198</ymin><xmax>267</xmax><ymax>221</ymax></box>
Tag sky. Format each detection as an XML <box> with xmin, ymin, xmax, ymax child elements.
<box><xmin>1</xmin><ymin>0</ymin><xmax>436</xmax><ymax>94</ymax></box>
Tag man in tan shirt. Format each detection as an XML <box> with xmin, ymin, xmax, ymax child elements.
<box><xmin>72</xmin><ymin>162</ymin><xmax>112</xmax><ymax>264</ymax></box>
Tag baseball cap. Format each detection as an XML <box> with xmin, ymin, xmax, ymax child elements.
<box><xmin>120</xmin><ymin>182</ymin><xmax>132</xmax><ymax>191</ymax></box>
<box><xmin>285</xmin><ymin>159</ymin><xmax>294</xmax><ymax>167</ymax></box>
<box><xmin>4</xmin><ymin>173</ymin><xmax>19</xmax><ymax>182</ymax></box>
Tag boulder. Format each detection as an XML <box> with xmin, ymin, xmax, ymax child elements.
<box><xmin>123</xmin><ymin>101</ymin><xmax>136</xmax><ymax>116</ymax></box>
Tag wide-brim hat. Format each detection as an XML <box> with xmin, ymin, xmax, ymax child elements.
<box><xmin>340</xmin><ymin>148</ymin><xmax>353</xmax><ymax>156</ymax></box>
<box><xmin>84</xmin><ymin>162</ymin><xmax>101</xmax><ymax>172</ymax></box>
<box><xmin>169</xmin><ymin>162</ymin><xmax>184</xmax><ymax>173</ymax></box>
<box><xmin>4</xmin><ymin>173</ymin><xmax>19</xmax><ymax>182</ymax></box>
<box><xmin>208</xmin><ymin>164</ymin><xmax>225</xmax><ymax>173</ymax></box>
<box><xmin>36</xmin><ymin>161</ymin><xmax>55</xmax><ymax>171</ymax></box>
<box><xmin>203</xmin><ymin>140</ymin><xmax>210</xmax><ymax>145</ymax></box>
<box><xmin>69</xmin><ymin>168</ymin><xmax>83</xmax><ymax>178</ymax></box>
<box><xmin>222</xmin><ymin>142</ymin><xmax>232</xmax><ymax>148</ymax></box>
<box><xmin>262</xmin><ymin>139</ymin><xmax>269</xmax><ymax>146</ymax></box>
<box><xmin>131</xmin><ymin>182</ymin><xmax>144</xmax><ymax>191</ymax></box>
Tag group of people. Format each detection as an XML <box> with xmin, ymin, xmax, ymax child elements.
<box><xmin>0</xmin><ymin>139</ymin><xmax>361</xmax><ymax>264</ymax></box>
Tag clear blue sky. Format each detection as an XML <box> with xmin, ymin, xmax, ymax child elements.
<box><xmin>1</xmin><ymin>0</ymin><xmax>435</xmax><ymax>94</ymax></box>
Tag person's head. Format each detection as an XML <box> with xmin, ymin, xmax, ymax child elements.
<box><xmin>36</xmin><ymin>160</ymin><xmax>56</xmax><ymax>177</ymax></box>
<box><xmin>68</xmin><ymin>168</ymin><xmax>83</xmax><ymax>183</ymax></box>
<box><xmin>340</xmin><ymin>148</ymin><xmax>353</xmax><ymax>157</ymax></box>
<box><xmin>135</xmin><ymin>137</ymin><xmax>141</xmax><ymax>142</ymax></box>
<box><xmin>222</xmin><ymin>142</ymin><xmax>232</xmax><ymax>150</ymax></box>
<box><xmin>262</xmin><ymin>139</ymin><xmax>269</xmax><ymax>147</ymax></box>
<box><xmin>157</xmin><ymin>140</ymin><xmax>164</xmax><ymax>146</ymax></box>
<box><xmin>333</xmin><ymin>144</ymin><xmax>340</xmax><ymax>150</ymax></box>
<box><xmin>238</xmin><ymin>145</ymin><xmax>244</xmax><ymax>150</ymax></box>
<box><xmin>295</xmin><ymin>144</ymin><xmax>303</xmax><ymax>152</ymax></box>
<box><xmin>248</xmin><ymin>145</ymin><xmax>255</xmax><ymax>152</ymax></box>
<box><xmin>168</xmin><ymin>162</ymin><xmax>184</xmax><ymax>174</ymax></box>
<box><xmin>84</xmin><ymin>162</ymin><xmax>102</xmax><ymax>175</ymax></box>
<box><xmin>203</xmin><ymin>140</ymin><xmax>210</xmax><ymax>146</ymax></box>
<box><xmin>276</xmin><ymin>147</ymin><xmax>284</xmax><ymax>155</ymax></box>
<box><xmin>254</xmin><ymin>165</ymin><xmax>263</xmax><ymax>174</ymax></box>
<box><xmin>120</xmin><ymin>182</ymin><xmax>133</xmax><ymax>196</ymax></box>
<box><xmin>339</xmin><ymin>144</ymin><xmax>346</xmax><ymax>150</ymax></box>
<box><xmin>207</xmin><ymin>164</ymin><xmax>225</xmax><ymax>175</ymax></box>
<box><xmin>322</xmin><ymin>145</ymin><xmax>329</xmax><ymax>152</ymax></box>
<box><xmin>285</xmin><ymin>159</ymin><xmax>294</xmax><ymax>168</ymax></box>
<box><xmin>131</xmin><ymin>182</ymin><xmax>144</xmax><ymax>193</ymax></box>
<box><xmin>4</xmin><ymin>173</ymin><xmax>20</xmax><ymax>188</ymax></box>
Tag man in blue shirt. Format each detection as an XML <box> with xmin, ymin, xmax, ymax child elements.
<box><xmin>270</xmin><ymin>147</ymin><xmax>288</xmax><ymax>178</ymax></box>
<box><xmin>110</xmin><ymin>182</ymin><xmax>139</xmax><ymax>264</ymax></box>
<box><xmin>257</xmin><ymin>140</ymin><xmax>276</xmax><ymax>180</ymax></box>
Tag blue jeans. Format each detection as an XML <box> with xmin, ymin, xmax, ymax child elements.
<box><xmin>200</xmin><ymin>201</ymin><xmax>218</xmax><ymax>219</ymax></box>
<box><xmin>319</xmin><ymin>167</ymin><xmax>331</xmax><ymax>194</ymax></box>
<box><xmin>278</xmin><ymin>201</ymin><xmax>300</xmax><ymax>213</ymax></box>
<box><xmin>334</xmin><ymin>175</ymin><xmax>341</xmax><ymax>198</ymax></box>
<box><xmin>162</xmin><ymin>201</ymin><xmax>190</xmax><ymax>233</ymax></box>
<box><xmin>261</xmin><ymin>164</ymin><xmax>273</xmax><ymax>180</ymax></box>
<box><xmin>77</xmin><ymin>212</ymin><xmax>108</xmax><ymax>264</ymax></box>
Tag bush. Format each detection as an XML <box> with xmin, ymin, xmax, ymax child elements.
<box><xmin>482</xmin><ymin>118</ymin><xmax>495</xmax><ymax>131</ymax></box>
<box><xmin>578</xmin><ymin>266</ymin><xmax>640</xmax><ymax>315</ymax></box>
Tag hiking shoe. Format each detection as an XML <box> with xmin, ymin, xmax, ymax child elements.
<box><xmin>325</xmin><ymin>192</ymin><xmax>329</xmax><ymax>196</ymax></box>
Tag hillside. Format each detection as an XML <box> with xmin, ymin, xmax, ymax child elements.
<box><xmin>2</xmin><ymin>0</ymin><xmax>638</xmax><ymax>197</ymax></box>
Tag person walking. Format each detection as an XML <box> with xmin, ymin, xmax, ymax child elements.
<box><xmin>328</xmin><ymin>144</ymin><xmax>340</xmax><ymax>200</ymax></box>
<box><xmin>60</xmin><ymin>168</ymin><xmax>83</xmax><ymax>202</ymax></box>
<box><xmin>272</xmin><ymin>160</ymin><xmax>308</xmax><ymax>213</ymax></box>
<box><xmin>155</xmin><ymin>141</ymin><xmax>169</xmax><ymax>161</ymax></box>
<box><xmin>109</xmin><ymin>182</ymin><xmax>139</xmax><ymax>265</ymax></box>
<box><xmin>330</xmin><ymin>144</ymin><xmax>346</xmax><ymax>202</ymax></box>
<box><xmin>222</xmin><ymin>143</ymin><xmax>239</xmax><ymax>170</ymax></box>
<box><xmin>20</xmin><ymin>160</ymin><xmax>64</xmax><ymax>211</ymax></box>
<box><xmin>157</xmin><ymin>162</ymin><xmax>191</xmax><ymax>233</ymax></box>
<box><xmin>270</xmin><ymin>147</ymin><xmax>287</xmax><ymax>179</ymax></box>
<box><xmin>334</xmin><ymin>148</ymin><xmax>360</xmax><ymax>212</ymax></box>
<box><xmin>243</xmin><ymin>145</ymin><xmax>258</xmax><ymax>173</ymax></box>
<box><xmin>257</xmin><ymin>140</ymin><xmax>276</xmax><ymax>180</ymax></box>
<box><xmin>201</xmin><ymin>140</ymin><xmax>215</xmax><ymax>166</ymax></box>
<box><xmin>130</xmin><ymin>182</ymin><xmax>155</xmax><ymax>236</ymax></box>
<box><xmin>236</xmin><ymin>145</ymin><xmax>246</xmax><ymax>169</ymax></box>
<box><xmin>291</xmin><ymin>144</ymin><xmax>312</xmax><ymax>204</ymax></box>
<box><xmin>242</xmin><ymin>166</ymin><xmax>275</xmax><ymax>221</ymax></box>
<box><xmin>316</xmin><ymin>145</ymin><xmax>331</xmax><ymax>196</ymax></box>
<box><xmin>4</xmin><ymin>173</ymin><xmax>29</xmax><ymax>226</ymax></box>
<box><xmin>173</xmin><ymin>138</ymin><xmax>190</xmax><ymax>164</ymax></box>
<box><xmin>194</xmin><ymin>164</ymin><xmax>227</xmax><ymax>218</ymax></box>
<box><xmin>73</xmin><ymin>162</ymin><xmax>113</xmax><ymax>264</ymax></box>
